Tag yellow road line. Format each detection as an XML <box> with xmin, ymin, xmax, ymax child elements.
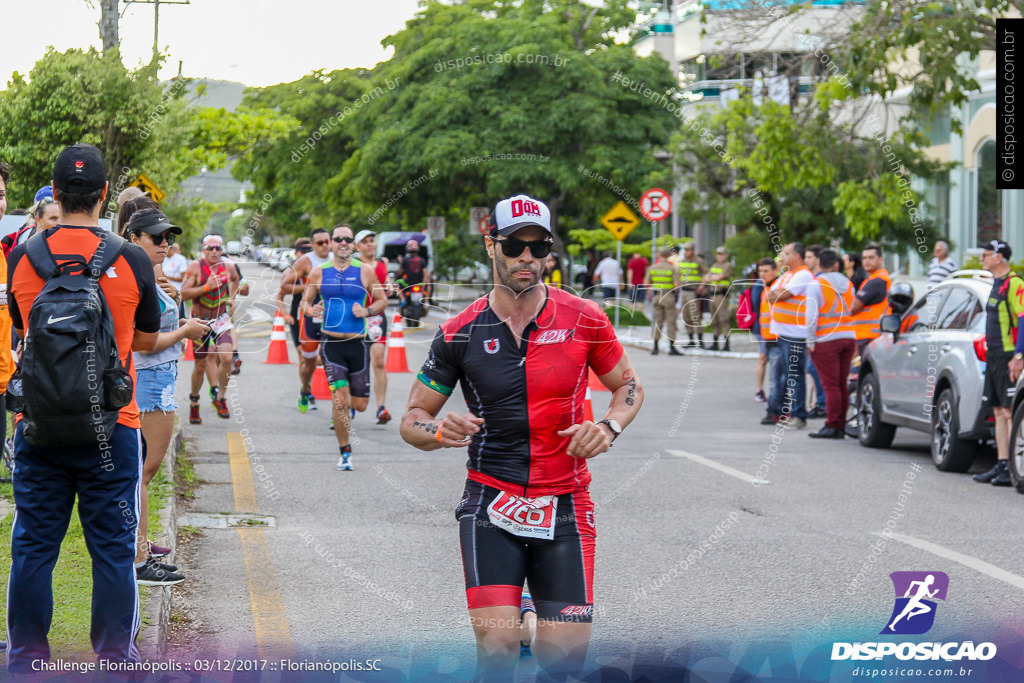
<box><xmin>227</xmin><ymin>432</ymin><xmax>294</xmax><ymax>659</ymax></box>
<box><xmin>238</xmin><ymin>528</ymin><xmax>294</xmax><ymax>660</ymax></box>
<box><xmin>228</xmin><ymin>432</ymin><xmax>257</xmax><ymax>513</ymax></box>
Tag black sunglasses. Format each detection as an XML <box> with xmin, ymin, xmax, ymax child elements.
<box><xmin>333</xmin><ymin>236</ymin><xmax>354</xmax><ymax>244</ymax></box>
<box><xmin>146</xmin><ymin>231</ymin><xmax>176</xmax><ymax>246</ymax></box>
<box><xmin>494</xmin><ymin>237</ymin><xmax>553</xmax><ymax>259</ymax></box>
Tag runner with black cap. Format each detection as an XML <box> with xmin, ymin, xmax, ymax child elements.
<box><xmin>401</xmin><ymin>194</ymin><xmax>644</xmax><ymax>680</ymax></box>
<box><xmin>974</xmin><ymin>239</ymin><xmax>1024</xmax><ymax>486</ymax></box>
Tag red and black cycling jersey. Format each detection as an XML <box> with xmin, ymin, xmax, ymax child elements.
<box><xmin>399</xmin><ymin>254</ymin><xmax>425</xmax><ymax>286</ymax></box>
<box><xmin>417</xmin><ymin>286</ymin><xmax>623</xmax><ymax>497</ymax></box>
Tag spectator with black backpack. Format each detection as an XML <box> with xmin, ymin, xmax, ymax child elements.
<box><xmin>5</xmin><ymin>144</ymin><xmax>162</xmax><ymax>673</ymax></box>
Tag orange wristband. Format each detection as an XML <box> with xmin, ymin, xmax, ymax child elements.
<box><xmin>436</xmin><ymin>424</ymin><xmax>443</xmax><ymax>442</ymax></box>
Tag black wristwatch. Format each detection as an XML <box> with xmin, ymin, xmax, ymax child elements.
<box><xmin>597</xmin><ymin>419</ymin><xmax>622</xmax><ymax>443</ymax></box>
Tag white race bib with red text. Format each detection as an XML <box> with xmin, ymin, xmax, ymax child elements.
<box><xmin>487</xmin><ymin>491</ymin><xmax>557</xmax><ymax>540</ymax></box>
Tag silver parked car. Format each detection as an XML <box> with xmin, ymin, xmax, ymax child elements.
<box><xmin>857</xmin><ymin>271</ymin><xmax>994</xmax><ymax>472</ymax></box>
<box><xmin>1005</xmin><ymin>357</ymin><xmax>1024</xmax><ymax>493</ymax></box>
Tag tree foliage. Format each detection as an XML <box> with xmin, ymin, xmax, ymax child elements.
<box><xmin>233</xmin><ymin>0</ymin><xmax>679</xmax><ymax>247</ymax></box>
<box><xmin>232</xmin><ymin>68</ymin><xmax>369</xmax><ymax>229</ymax></box>
<box><xmin>837</xmin><ymin>0</ymin><xmax>1013</xmax><ymax>131</ymax></box>
<box><xmin>0</xmin><ymin>48</ymin><xmax>294</xmax><ymax>234</ymax></box>
<box><xmin>671</xmin><ymin>93</ymin><xmax>949</xmax><ymax>274</ymax></box>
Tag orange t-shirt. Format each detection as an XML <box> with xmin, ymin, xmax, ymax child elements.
<box><xmin>7</xmin><ymin>226</ymin><xmax>161</xmax><ymax>429</ymax></box>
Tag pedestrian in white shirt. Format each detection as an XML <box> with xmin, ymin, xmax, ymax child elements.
<box><xmin>593</xmin><ymin>251</ymin><xmax>622</xmax><ymax>302</ymax></box>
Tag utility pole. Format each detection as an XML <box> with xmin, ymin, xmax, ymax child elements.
<box><xmin>122</xmin><ymin>0</ymin><xmax>190</xmax><ymax>62</ymax></box>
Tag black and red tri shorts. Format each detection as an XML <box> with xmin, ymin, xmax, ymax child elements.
<box><xmin>455</xmin><ymin>478</ymin><xmax>595</xmax><ymax>622</ymax></box>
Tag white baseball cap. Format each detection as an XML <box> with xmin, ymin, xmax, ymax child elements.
<box><xmin>488</xmin><ymin>194</ymin><xmax>552</xmax><ymax>237</ymax></box>
<box><xmin>354</xmin><ymin>229</ymin><xmax>376</xmax><ymax>244</ymax></box>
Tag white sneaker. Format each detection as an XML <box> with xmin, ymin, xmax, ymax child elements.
<box><xmin>336</xmin><ymin>451</ymin><xmax>353</xmax><ymax>471</ymax></box>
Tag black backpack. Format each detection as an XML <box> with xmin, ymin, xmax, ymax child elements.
<box><xmin>20</xmin><ymin>230</ymin><xmax>134</xmax><ymax>448</ymax></box>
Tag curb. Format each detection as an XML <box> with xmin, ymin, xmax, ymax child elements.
<box><xmin>617</xmin><ymin>335</ymin><xmax>760</xmax><ymax>360</ymax></box>
<box><xmin>138</xmin><ymin>426</ymin><xmax>182</xmax><ymax>660</ymax></box>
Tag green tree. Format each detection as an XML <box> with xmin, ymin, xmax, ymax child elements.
<box><xmin>232</xmin><ymin>68</ymin><xmax>371</xmax><ymax>231</ymax></box>
<box><xmin>0</xmin><ymin>48</ymin><xmax>293</xmax><ymax>217</ymax></box>
<box><xmin>326</xmin><ymin>0</ymin><xmax>678</xmax><ymax>247</ymax></box>
<box><xmin>0</xmin><ymin>48</ymin><xmax>163</xmax><ymax>207</ymax></box>
<box><xmin>836</xmin><ymin>0</ymin><xmax>1013</xmax><ymax>132</ymax></box>
<box><xmin>671</xmin><ymin>92</ymin><xmax>949</xmax><ymax>272</ymax></box>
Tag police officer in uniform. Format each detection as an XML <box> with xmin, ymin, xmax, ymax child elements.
<box><xmin>704</xmin><ymin>246</ymin><xmax>734</xmax><ymax>351</ymax></box>
<box><xmin>676</xmin><ymin>242</ymin><xmax>707</xmax><ymax>348</ymax></box>
<box><xmin>645</xmin><ymin>247</ymin><xmax>681</xmax><ymax>355</ymax></box>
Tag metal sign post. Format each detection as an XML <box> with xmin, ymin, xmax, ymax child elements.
<box><xmin>600</xmin><ymin>202</ymin><xmax>641</xmax><ymax>330</ymax></box>
<box><xmin>640</xmin><ymin>189</ymin><xmax>673</xmax><ymax>324</ymax></box>
<box><xmin>615</xmin><ymin>240</ymin><xmax>622</xmax><ymax>328</ymax></box>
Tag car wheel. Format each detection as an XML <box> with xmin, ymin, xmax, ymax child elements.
<box><xmin>930</xmin><ymin>387</ymin><xmax>976</xmax><ymax>472</ymax></box>
<box><xmin>857</xmin><ymin>372</ymin><xmax>896</xmax><ymax>448</ymax></box>
<box><xmin>1009</xmin><ymin>400</ymin><xmax>1024</xmax><ymax>493</ymax></box>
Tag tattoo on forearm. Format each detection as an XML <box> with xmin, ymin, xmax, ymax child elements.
<box><xmin>413</xmin><ymin>420</ymin><xmax>438</xmax><ymax>435</ymax></box>
<box><xmin>625</xmin><ymin>377</ymin><xmax>637</xmax><ymax>407</ymax></box>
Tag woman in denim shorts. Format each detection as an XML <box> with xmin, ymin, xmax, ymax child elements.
<box><xmin>123</xmin><ymin>205</ymin><xmax>209</xmax><ymax>582</ymax></box>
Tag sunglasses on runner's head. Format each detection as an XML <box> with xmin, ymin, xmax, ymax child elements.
<box><xmin>147</xmin><ymin>231</ymin><xmax>176</xmax><ymax>246</ymax></box>
<box><xmin>333</xmin><ymin>236</ymin><xmax>354</xmax><ymax>244</ymax></box>
<box><xmin>493</xmin><ymin>237</ymin><xmax>553</xmax><ymax>259</ymax></box>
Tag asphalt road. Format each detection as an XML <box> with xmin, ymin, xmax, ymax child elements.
<box><xmin>164</xmin><ymin>261</ymin><xmax>1024</xmax><ymax>682</ymax></box>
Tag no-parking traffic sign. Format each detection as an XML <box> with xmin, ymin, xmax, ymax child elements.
<box><xmin>640</xmin><ymin>188</ymin><xmax>672</xmax><ymax>222</ymax></box>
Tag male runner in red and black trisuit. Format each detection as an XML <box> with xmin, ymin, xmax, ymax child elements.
<box><xmin>401</xmin><ymin>194</ymin><xmax>643</xmax><ymax>680</ymax></box>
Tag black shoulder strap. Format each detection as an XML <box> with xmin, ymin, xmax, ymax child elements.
<box><xmin>88</xmin><ymin>232</ymin><xmax>127</xmax><ymax>279</ymax></box>
<box><xmin>1006</xmin><ymin>273</ymin><xmax>1024</xmax><ymax>329</ymax></box>
<box><xmin>24</xmin><ymin>231</ymin><xmax>59</xmax><ymax>280</ymax></box>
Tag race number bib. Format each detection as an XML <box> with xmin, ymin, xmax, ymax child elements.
<box><xmin>366</xmin><ymin>314</ymin><xmax>384</xmax><ymax>342</ymax></box>
<box><xmin>210</xmin><ymin>312</ymin><xmax>233</xmax><ymax>335</ymax></box>
<box><xmin>487</xmin><ymin>491</ymin><xmax>557</xmax><ymax>540</ymax></box>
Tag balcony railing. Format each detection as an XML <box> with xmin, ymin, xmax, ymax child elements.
<box><xmin>681</xmin><ymin>76</ymin><xmax>818</xmax><ymax>103</ymax></box>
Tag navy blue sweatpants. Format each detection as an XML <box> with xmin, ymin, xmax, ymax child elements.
<box><xmin>6</xmin><ymin>422</ymin><xmax>143</xmax><ymax>672</ymax></box>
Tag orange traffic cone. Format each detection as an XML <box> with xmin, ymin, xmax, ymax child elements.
<box><xmin>385</xmin><ymin>313</ymin><xmax>410</xmax><ymax>373</ymax></box>
<box><xmin>588</xmin><ymin>368</ymin><xmax>608</xmax><ymax>392</ymax></box>
<box><xmin>583</xmin><ymin>387</ymin><xmax>594</xmax><ymax>422</ymax></box>
<box><xmin>263</xmin><ymin>313</ymin><xmax>292</xmax><ymax>364</ymax></box>
<box><xmin>183</xmin><ymin>339</ymin><xmax>195</xmax><ymax>361</ymax></box>
<box><xmin>311</xmin><ymin>366</ymin><xmax>331</xmax><ymax>400</ymax></box>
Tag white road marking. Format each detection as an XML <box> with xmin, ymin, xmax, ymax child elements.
<box><xmin>876</xmin><ymin>532</ymin><xmax>1024</xmax><ymax>591</ymax></box>
<box><xmin>667</xmin><ymin>449</ymin><xmax>769</xmax><ymax>485</ymax></box>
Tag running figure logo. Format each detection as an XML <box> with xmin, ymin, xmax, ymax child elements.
<box><xmin>881</xmin><ymin>571</ymin><xmax>949</xmax><ymax>635</ymax></box>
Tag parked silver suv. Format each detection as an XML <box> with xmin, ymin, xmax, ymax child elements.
<box><xmin>857</xmin><ymin>271</ymin><xmax>994</xmax><ymax>472</ymax></box>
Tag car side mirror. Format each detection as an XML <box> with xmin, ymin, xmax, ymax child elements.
<box><xmin>880</xmin><ymin>314</ymin><xmax>900</xmax><ymax>338</ymax></box>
